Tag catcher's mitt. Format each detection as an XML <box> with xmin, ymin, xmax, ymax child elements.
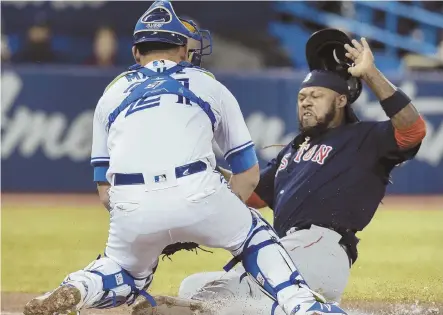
<box><xmin>161</xmin><ymin>242</ymin><xmax>212</xmax><ymax>260</ymax></box>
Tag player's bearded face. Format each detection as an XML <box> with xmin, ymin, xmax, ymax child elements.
<box><xmin>298</xmin><ymin>87</ymin><xmax>337</xmax><ymax>136</ymax></box>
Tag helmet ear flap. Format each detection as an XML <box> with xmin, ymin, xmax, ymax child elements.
<box><xmin>347</xmin><ymin>76</ymin><xmax>362</xmax><ymax>105</ymax></box>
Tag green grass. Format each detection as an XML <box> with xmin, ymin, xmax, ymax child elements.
<box><xmin>2</xmin><ymin>205</ymin><xmax>442</xmax><ymax>302</ymax></box>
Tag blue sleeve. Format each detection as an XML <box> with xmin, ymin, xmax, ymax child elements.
<box><xmin>93</xmin><ymin>166</ymin><xmax>109</xmax><ymax>183</ymax></box>
<box><xmin>226</xmin><ymin>144</ymin><xmax>258</xmax><ymax>174</ymax></box>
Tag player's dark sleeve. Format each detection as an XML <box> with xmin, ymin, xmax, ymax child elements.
<box><xmin>368</xmin><ymin>121</ymin><xmax>421</xmax><ymax>163</ymax></box>
<box><xmin>253</xmin><ymin>159</ymin><xmax>279</xmax><ymax>209</ymax></box>
<box><xmin>246</xmin><ymin>144</ymin><xmax>293</xmax><ymax>209</ymax></box>
<box><xmin>252</xmin><ymin>143</ymin><xmax>292</xmax><ymax>209</ymax></box>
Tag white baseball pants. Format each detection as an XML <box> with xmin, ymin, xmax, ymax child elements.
<box><xmin>105</xmin><ymin>170</ymin><xmax>253</xmax><ymax>279</ymax></box>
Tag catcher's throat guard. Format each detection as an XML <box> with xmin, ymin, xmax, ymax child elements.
<box><xmin>133</xmin><ymin>0</ymin><xmax>212</xmax><ymax>67</ymax></box>
<box><xmin>305</xmin><ymin>28</ymin><xmax>362</xmax><ymax>123</ymax></box>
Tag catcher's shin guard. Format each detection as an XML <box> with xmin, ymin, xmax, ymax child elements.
<box><xmin>81</xmin><ymin>256</ymin><xmax>156</xmax><ymax>309</ymax></box>
<box><xmin>224</xmin><ymin>210</ymin><xmax>328</xmax><ymax>315</ymax></box>
<box><xmin>29</xmin><ymin>256</ymin><xmax>157</xmax><ymax>313</ymax></box>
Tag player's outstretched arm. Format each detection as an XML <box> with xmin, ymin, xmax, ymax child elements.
<box><xmin>91</xmin><ymin>97</ymin><xmax>112</xmax><ymax>211</ymax></box>
<box><xmin>214</xmin><ymin>84</ymin><xmax>261</xmax><ymax>202</ymax></box>
<box><xmin>345</xmin><ymin>38</ymin><xmax>426</xmax><ymax>150</ymax></box>
<box><xmin>215</xmin><ymin>165</ymin><xmax>269</xmax><ymax>209</ymax></box>
<box><xmin>229</xmin><ymin>164</ymin><xmax>260</xmax><ymax>202</ymax></box>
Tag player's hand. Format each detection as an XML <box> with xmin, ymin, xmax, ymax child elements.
<box><xmin>344</xmin><ymin>37</ymin><xmax>375</xmax><ymax>78</ymax></box>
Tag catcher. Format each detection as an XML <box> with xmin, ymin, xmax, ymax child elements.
<box><xmin>136</xmin><ymin>29</ymin><xmax>426</xmax><ymax>315</ymax></box>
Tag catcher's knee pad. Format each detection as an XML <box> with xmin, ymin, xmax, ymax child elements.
<box><xmin>224</xmin><ymin>210</ymin><xmax>308</xmax><ymax>301</ymax></box>
<box><xmin>62</xmin><ymin>256</ymin><xmax>156</xmax><ymax>310</ymax></box>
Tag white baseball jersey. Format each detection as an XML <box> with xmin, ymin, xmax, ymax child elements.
<box><xmin>90</xmin><ymin>60</ymin><xmax>256</xmax><ymax>183</ymax></box>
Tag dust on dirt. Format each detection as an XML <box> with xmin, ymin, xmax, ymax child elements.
<box><xmin>2</xmin><ymin>292</ymin><xmax>441</xmax><ymax>315</ymax></box>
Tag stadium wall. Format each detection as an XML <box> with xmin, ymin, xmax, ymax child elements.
<box><xmin>2</xmin><ymin>66</ymin><xmax>442</xmax><ymax>194</ymax></box>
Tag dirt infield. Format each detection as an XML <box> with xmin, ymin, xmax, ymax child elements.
<box><xmin>1</xmin><ymin>292</ymin><xmax>129</xmax><ymax>314</ymax></box>
<box><xmin>2</xmin><ymin>193</ymin><xmax>442</xmax><ymax>210</ymax></box>
<box><xmin>1</xmin><ymin>292</ymin><xmax>441</xmax><ymax>315</ymax></box>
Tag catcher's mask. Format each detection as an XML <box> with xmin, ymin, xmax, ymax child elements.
<box><xmin>133</xmin><ymin>0</ymin><xmax>212</xmax><ymax>67</ymax></box>
<box><xmin>305</xmin><ymin>28</ymin><xmax>362</xmax><ymax>123</ymax></box>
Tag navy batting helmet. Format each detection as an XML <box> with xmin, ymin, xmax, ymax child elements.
<box><xmin>305</xmin><ymin>28</ymin><xmax>362</xmax><ymax>123</ymax></box>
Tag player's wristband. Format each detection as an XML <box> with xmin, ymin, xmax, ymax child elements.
<box><xmin>379</xmin><ymin>88</ymin><xmax>411</xmax><ymax>118</ymax></box>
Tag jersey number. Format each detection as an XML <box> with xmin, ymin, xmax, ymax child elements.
<box><xmin>176</xmin><ymin>78</ymin><xmax>191</xmax><ymax>105</ymax></box>
<box><xmin>125</xmin><ymin>78</ymin><xmax>191</xmax><ymax>118</ymax></box>
<box><xmin>125</xmin><ymin>79</ymin><xmax>191</xmax><ymax>105</ymax></box>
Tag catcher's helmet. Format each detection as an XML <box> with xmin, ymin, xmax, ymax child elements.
<box><xmin>305</xmin><ymin>28</ymin><xmax>362</xmax><ymax>122</ymax></box>
<box><xmin>133</xmin><ymin>0</ymin><xmax>212</xmax><ymax>66</ymax></box>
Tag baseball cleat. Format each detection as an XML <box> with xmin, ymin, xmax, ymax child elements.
<box><xmin>132</xmin><ymin>295</ymin><xmax>208</xmax><ymax>315</ymax></box>
<box><xmin>292</xmin><ymin>301</ymin><xmax>347</xmax><ymax>315</ymax></box>
<box><xmin>23</xmin><ymin>285</ymin><xmax>81</xmax><ymax>315</ymax></box>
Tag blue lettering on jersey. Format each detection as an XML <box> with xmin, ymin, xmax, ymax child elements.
<box><xmin>125</xmin><ymin>71</ymin><xmax>148</xmax><ymax>82</ymax></box>
<box><xmin>124</xmin><ymin>82</ymin><xmax>142</xmax><ymax>94</ymax></box>
<box><xmin>176</xmin><ymin>78</ymin><xmax>191</xmax><ymax>105</ymax></box>
<box><xmin>108</xmin><ymin>62</ymin><xmax>216</xmax><ymax>131</ymax></box>
<box><xmin>125</xmin><ymin>72</ymin><xmax>141</xmax><ymax>82</ymax></box>
<box><xmin>125</xmin><ymin>96</ymin><xmax>161</xmax><ymax>117</ymax></box>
